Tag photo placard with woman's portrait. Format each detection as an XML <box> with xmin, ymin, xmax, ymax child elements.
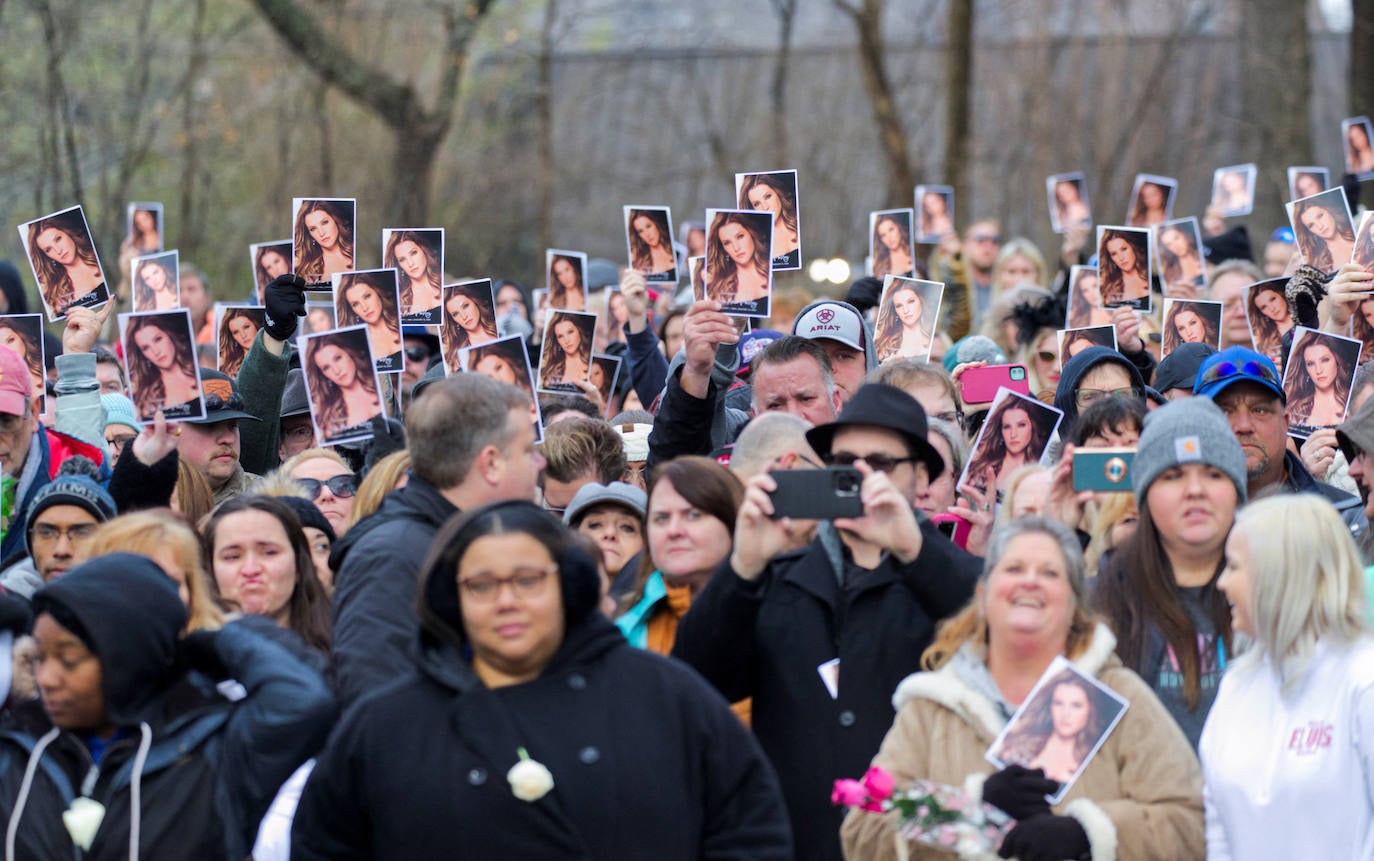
<box><xmin>597</xmin><ymin>286</ymin><xmax>629</xmax><ymax>350</ymax></box>
<box><xmin>735</xmin><ymin>170</ymin><xmax>801</xmax><ymax>270</ymax></box>
<box><xmin>1242</xmin><ymin>278</ymin><xmax>1296</xmax><ymax>365</ymax></box>
<box><xmin>1152</xmin><ymin>217</ymin><xmax>1206</xmax><ymax>296</ymax></box>
<box><xmin>914</xmin><ymin>184</ymin><xmax>956</xmax><ymax>244</ymax></box>
<box><xmin>383</xmin><ymin>228</ymin><xmax>445</xmax><ymax>325</ymax></box>
<box><xmin>292</xmin><ymin>198</ymin><xmax>356</xmax><ymax>289</ymax></box>
<box><xmin>459</xmin><ymin>334</ymin><xmax>544</xmax><ymax>442</ymax></box>
<box><xmin>1282</xmin><ymin>326</ymin><xmax>1362</xmax><ymax>440</ymax></box>
<box><xmin>868</xmin><ymin>208</ymin><xmax>915</xmax><ymax>280</ymax></box>
<box><xmin>590</xmin><ymin>353</ymin><xmax>622</xmax><ymax>414</ymax></box>
<box><xmin>1126</xmin><ymin>174</ymin><xmax>1176</xmax><ymax>228</ymax></box>
<box><xmin>1211</xmin><ymin>163</ymin><xmax>1256</xmax><ymax>217</ymax></box>
<box><xmin>874</xmin><ymin>276</ymin><xmax>943</xmax><ymax>363</ymax></box>
<box><xmin>546</xmin><ymin>249</ymin><xmax>589</xmax><ymax>312</ymax></box>
<box><xmin>1160</xmin><ymin>299</ymin><xmax>1222</xmax><ymax>359</ymax></box>
<box><xmin>216</xmin><ymin>305</ymin><xmax>266</xmax><ymax>378</ymax></box>
<box><xmin>1046</xmin><ymin>172</ymin><xmax>1093</xmax><ymax>234</ymax></box>
<box><xmin>1057</xmin><ymin>325</ymin><xmax>1117</xmax><ymax>367</ymax></box>
<box><xmin>1096</xmin><ymin>226</ymin><xmax>1153</xmax><ymax>311</ymax></box>
<box><xmin>297</xmin><ymin>324</ymin><xmax>385</xmax><ymax>448</ymax></box>
<box><xmin>623</xmin><ymin>206</ymin><xmax>678</xmax><ymax>283</ymax></box>
<box><xmin>126</xmin><ymin>202</ymin><xmax>163</xmax><ymax>254</ymax></box>
<box><xmin>1344</xmin><ymin>223</ymin><xmax>1374</xmax><ymax>357</ymax></box>
<box><xmin>1286</xmin><ymin>186</ymin><xmax>1356</xmax><ymax>275</ymax></box>
<box><xmin>537</xmin><ymin>309</ymin><xmax>598</xmax><ymax>394</ymax></box>
<box><xmin>1065</xmin><ymin>265</ymin><xmax>1113</xmax><ymax>329</ymax></box>
<box><xmin>1352</xmin><ymin>210</ymin><xmax>1374</xmax><ymax>276</ymax></box>
<box><xmin>303</xmin><ymin>301</ymin><xmax>335</xmax><ymax>335</ymax></box>
<box><xmin>1287</xmin><ymin>166</ymin><xmax>1329</xmax><ymax>201</ymax></box>
<box><xmin>130</xmin><ymin>250</ymin><xmax>181</xmax><ymax>313</ymax></box>
<box><xmin>958</xmin><ymin>387</ymin><xmax>1063</xmax><ymax>497</ymax></box>
<box><xmin>17</xmin><ymin>204</ymin><xmax>111</xmax><ymax>322</ymax></box>
<box><xmin>986</xmin><ymin>656</ymin><xmax>1129</xmax><ymax>804</ymax></box>
<box><xmin>0</xmin><ymin>314</ymin><xmax>48</xmax><ymax>415</ymax></box>
<box><xmin>1343</xmin><ymin>116</ymin><xmax>1374</xmax><ymax>181</ymax></box>
<box><xmin>249</xmin><ymin>240</ymin><xmax>293</xmax><ymax>304</ymax></box>
<box><xmin>439</xmin><ymin>278</ymin><xmax>498</xmax><ymax>375</ymax></box>
<box><xmin>704</xmin><ymin>208</ymin><xmax>774</xmax><ymax>318</ymax></box>
<box><xmin>118</xmin><ymin>308</ymin><xmax>206</xmax><ymax>422</ymax></box>
<box><xmin>332</xmin><ymin>268</ymin><xmax>404</xmax><ymax>375</ymax></box>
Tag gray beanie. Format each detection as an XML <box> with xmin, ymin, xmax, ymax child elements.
<box><xmin>1132</xmin><ymin>397</ymin><xmax>1247</xmax><ymax>507</ymax></box>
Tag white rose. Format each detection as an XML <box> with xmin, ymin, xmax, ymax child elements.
<box><xmin>62</xmin><ymin>796</ymin><xmax>106</xmax><ymax>850</ymax></box>
<box><xmin>507</xmin><ymin>757</ymin><xmax>555</xmax><ymax>802</ymax></box>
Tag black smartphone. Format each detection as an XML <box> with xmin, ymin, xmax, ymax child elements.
<box><xmin>1072</xmin><ymin>447</ymin><xmax>1135</xmax><ymax>492</ymax></box>
<box><xmin>767</xmin><ymin>467</ymin><xmax>864</xmax><ymax>520</ymax></box>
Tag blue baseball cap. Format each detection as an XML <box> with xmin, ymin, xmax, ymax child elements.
<box><xmin>1193</xmin><ymin>346</ymin><xmax>1285</xmax><ymax>404</ymax></box>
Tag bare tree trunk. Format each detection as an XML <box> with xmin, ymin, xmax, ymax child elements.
<box><xmin>177</xmin><ymin>0</ymin><xmax>210</xmax><ymax>249</ymax></box>
<box><xmin>835</xmin><ymin>0</ymin><xmax>915</xmax><ymax>205</ymax></box>
<box><xmin>32</xmin><ymin>0</ymin><xmax>83</xmax><ymax>207</ymax></box>
<box><xmin>943</xmin><ymin>0</ymin><xmax>973</xmax><ymax>217</ymax></box>
<box><xmin>537</xmin><ymin>0</ymin><xmax>557</xmax><ymax>255</ymax></box>
<box><xmin>246</xmin><ymin>0</ymin><xmax>496</xmax><ymax>224</ymax></box>
<box><xmin>769</xmin><ymin>0</ymin><xmax>797</xmax><ymax>167</ymax></box>
<box><xmin>1354</xmin><ymin>0</ymin><xmax>1374</xmax><ymax>122</ymax></box>
<box><xmin>1239</xmin><ymin>0</ymin><xmax>1310</xmax><ymax>227</ymax></box>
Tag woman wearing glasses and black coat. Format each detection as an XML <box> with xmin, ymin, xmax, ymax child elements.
<box><xmin>292</xmin><ymin>501</ymin><xmax>792</xmax><ymax>860</ymax></box>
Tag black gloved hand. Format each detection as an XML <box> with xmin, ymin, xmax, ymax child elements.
<box><xmin>179</xmin><ymin>629</ymin><xmax>228</xmax><ymax>681</ymax></box>
<box><xmin>997</xmin><ymin>813</ymin><xmax>1090</xmax><ymax>861</ymax></box>
<box><xmin>363</xmin><ymin>415</ymin><xmax>406</xmax><ymax>474</ymax></box>
<box><xmin>263</xmin><ymin>273</ymin><xmax>309</xmax><ymax>341</ymax></box>
<box><xmin>981</xmin><ymin>765</ymin><xmax>1058</xmax><ymax>821</ymax></box>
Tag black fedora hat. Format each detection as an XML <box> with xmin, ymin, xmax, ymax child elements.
<box><xmin>805</xmin><ymin>383</ymin><xmax>943</xmax><ymax>480</ymax></box>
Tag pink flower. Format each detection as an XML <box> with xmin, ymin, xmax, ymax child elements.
<box><xmin>862</xmin><ymin>766</ymin><xmax>895</xmax><ymax>802</ymax></box>
<box><xmin>831</xmin><ymin>779</ymin><xmax>868</xmax><ymax>808</ymax></box>
<box><xmin>860</xmin><ymin>799</ymin><xmax>885</xmax><ymax>813</ymax></box>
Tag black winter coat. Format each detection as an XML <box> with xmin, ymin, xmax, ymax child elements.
<box><xmin>672</xmin><ymin>520</ymin><xmax>980</xmax><ymax>861</ymax></box>
<box><xmin>293</xmin><ymin>615</ymin><xmax>793</xmax><ymax>859</ymax></box>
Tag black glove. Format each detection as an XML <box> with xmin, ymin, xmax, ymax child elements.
<box><xmin>179</xmin><ymin>629</ymin><xmax>228</xmax><ymax>681</ymax></box>
<box><xmin>998</xmin><ymin>813</ymin><xmax>1091</xmax><ymax>861</ymax></box>
<box><xmin>363</xmin><ymin>415</ymin><xmax>406</xmax><ymax>474</ymax></box>
<box><xmin>982</xmin><ymin>765</ymin><xmax>1058</xmax><ymax>821</ymax></box>
<box><xmin>263</xmin><ymin>273</ymin><xmax>309</xmax><ymax>341</ymax></box>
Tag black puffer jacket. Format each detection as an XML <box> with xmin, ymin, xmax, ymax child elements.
<box><xmin>0</xmin><ymin>555</ymin><xmax>336</xmax><ymax>860</ymax></box>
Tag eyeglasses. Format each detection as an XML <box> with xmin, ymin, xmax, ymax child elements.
<box><xmin>1196</xmin><ymin>358</ymin><xmax>1280</xmax><ymax>390</ymax></box>
<box><xmin>297</xmin><ymin>474</ymin><xmax>358</xmax><ymax>500</ymax></box>
<box><xmin>824</xmin><ymin>451</ymin><xmax>917</xmax><ymax>474</ymax></box>
<box><xmin>458</xmin><ymin>565</ymin><xmax>555</xmax><ymax>603</ymax></box>
<box><xmin>105</xmin><ymin>433</ymin><xmax>137</xmax><ymax>450</ymax></box>
<box><xmin>1074</xmin><ymin>387</ymin><xmax>1139</xmax><ymax>407</ymax></box>
<box><xmin>932</xmin><ymin>409</ymin><xmax>966</xmax><ymax>432</ymax></box>
<box><xmin>31</xmin><ymin>523</ymin><xmax>99</xmax><ymax>544</ymax></box>
<box><xmin>405</xmin><ymin>346</ymin><xmax>432</xmax><ymax>363</ymax></box>
<box><xmin>971</xmin><ymin>233</ymin><xmax>1002</xmax><ymax>244</ymax></box>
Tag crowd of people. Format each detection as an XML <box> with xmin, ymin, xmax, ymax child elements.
<box><xmin>0</xmin><ymin>155</ymin><xmax>1371</xmax><ymax>861</ymax></box>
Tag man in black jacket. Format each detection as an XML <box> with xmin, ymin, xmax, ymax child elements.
<box><xmin>329</xmin><ymin>374</ymin><xmax>545</xmax><ymax>708</ymax></box>
<box><xmin>673</xmin><ymin>383</ymin><xmax>981</xmax><ymax>860</ymax></box>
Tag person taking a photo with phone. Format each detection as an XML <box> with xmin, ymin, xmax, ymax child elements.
<box><xmin>672</xmin><ymin>383</ymin><xmax>982</xmax><ymax>861</ymax></box>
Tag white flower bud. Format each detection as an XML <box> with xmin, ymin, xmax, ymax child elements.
<box><xmin>62</xmin><ymin>796</ymin><xmax>106</xmax><ymax>850</ymax></box>
<box><xmin>507</xmin><ymin>757</ymin><xmax>555</xmax><ymax>802</ymax></box>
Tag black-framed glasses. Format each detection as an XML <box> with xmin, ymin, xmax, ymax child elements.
<box><xmin>824</xmin><ymin>451</ymin><xmax>917</xmax><ymax>474</ymax></box>
<box><xmin>458</xmin><ymin>566</ymin><xmax>555</xmax><ymax>603</ymax></box>
<box><xmin>1197</xmin><ymin>358</ymin><xmax>1280</xmax><ymax>389</ymax></box>
<box><xmin>297</xmin><ymin>474</ymin><xmax>358</xmax><ymax>500</ymax></box>
<box><xmin>1075</xmin><ymin>387</ymin><xmax>1139</xmax><ymax>407</ymax></box>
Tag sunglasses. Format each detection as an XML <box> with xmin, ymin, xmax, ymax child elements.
<box><xmin>971</xmin><ymin>233</ymin><xmax>1002</xmax><ymax>244</ymax></box>
<box><xmin>1197</xmin><ymin>359</ymin><xmax>1280</xmax><ymax>389</ymax></box>
<box><xmin>824</xmin><ymin>451</ymin><xmax>917</xmax><ymax>474</ymax></box>
<box><xmin>405</xmin><ymin>346</ymin><xmax>432</xmax><ymax>363</ymax></box>
<box><xmin>297</xmin><ymin>474</ymin><xmax>358</xmax><ymax>500</ymax></box>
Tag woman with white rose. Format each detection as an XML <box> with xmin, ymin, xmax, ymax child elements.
<box><xmin>291</xmin><ymin>500</ymin><xmax>791</xmax><ymax>860</ymax></box>
<box><xmin>0</xmin><ymin>552</ymin><xmax>334</xmax><ymax>860</ymax></box>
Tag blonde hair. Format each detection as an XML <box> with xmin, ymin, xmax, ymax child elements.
<box><xmin>997</xmin><ymin>464</ymin><xmax>1050</xmax><ymax>524</ymax></box>
<box><xmin>174</xmin><ymin>459</ymin><xmax>215</xmax><ymax>524</ymax></box>
<box><xmin>922</xmin><ymin>516</ymin><xmax>1097</xmax><ymax>670</ymax></box>
<box><xmin>250</xmin><ymin>470</ymin><xmax>311</xmax><ymax>499</ymax></box>
<box><xmin>1083</xmin><ymin>492</ymin><xmax>1138</xmax><ymax>575</ymax></box>
<box><xmin>350</xmin><ymin>449</ymin><xmax>411</xmax><ymax>526</ymax></box>
<box><xmin>1230</xmin><ymin>495</ymin><xmax>1370</xmax><ymax>694</ymax></box>
<box><xmin>86</xmin><ymin>511</ymin><xmax>224</xmax><ymax>633</ymax></box>
<box><xmin>280</xmin><ymin>447</ymin><xmax>350</xmax><ymax>478</ymax></box>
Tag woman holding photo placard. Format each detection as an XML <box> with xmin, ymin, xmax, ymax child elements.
<box><xmin>840</xmin><ymin>516</ymin><xmax>1204</xmax><ymax>861</ymax></box>
<box><xmin>1201</xmin><ymin>495</ymin><xmax>1374</xmax><ymax>859</ymax></box>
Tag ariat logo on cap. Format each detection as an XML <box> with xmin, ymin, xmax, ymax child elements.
<box><xmin>816</xmin><ymin>308</ymin><xmax>835</xmax><ymax>324</ymax></box>
<box><xmin>1175</xmin><ymin>436</ymin><xmax>1201</xmax><ymax>462</ymax></box>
